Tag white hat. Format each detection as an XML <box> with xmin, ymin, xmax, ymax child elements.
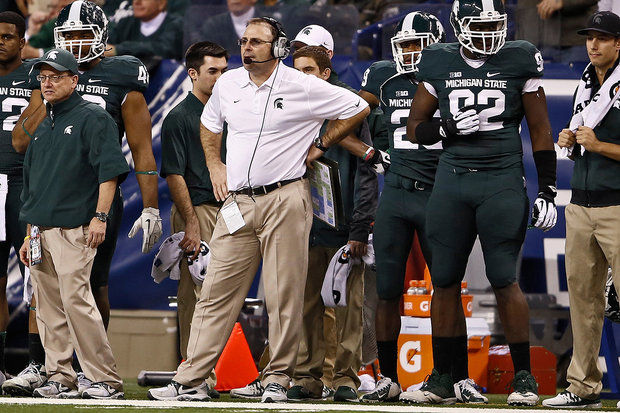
<box><xmin>293</xmin><ymin>25</ymin><xmax>334</xmax><ymax>52</ymax></box>
<box><xmin>321</xmin><ymin>244</ymin><xmax>353</xmax><ymax>307</ymax></box>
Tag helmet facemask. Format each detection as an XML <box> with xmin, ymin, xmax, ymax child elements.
<box><xmin>454</xmin><ymin>11</ymin><xmax>507</xmax><ymax>56</ymax></box>
<box><xmin>391</xmin><ymin>32</ymin><xmax>439</xmax><ymax>74</ymax></box>
<box><xmin>54</xmin><ymin>23</ymin><xmax>105</xmax><ymax>64</ymax></box>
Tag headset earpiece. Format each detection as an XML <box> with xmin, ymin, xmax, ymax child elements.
<box><xmin>260</xmin><ymin>16</ymin><xmax>290</xmax><ymax>60</ymax></box>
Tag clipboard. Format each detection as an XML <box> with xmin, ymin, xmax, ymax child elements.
<box><xmin>307</xmin><ymin>157</ymin><xmax>343</xmax><ymax>229</ymax></box>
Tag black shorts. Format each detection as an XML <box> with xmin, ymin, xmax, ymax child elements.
<box><xmin>0</xmin><ymin>177</ymin><xmax>25</xmax><ymax>278</ymax></box>
<box><xmin>90</xmin><ymin>188</ymin><xmax>123</xmax><ymax>289</ymax></box>
<box><xmin>374</xmin><ymin>172</ymin><xmax>433</xmax><ymax>300</ymax></box>
<box><xmin>426</xmin><ymin>164</ymin><xmax>528</xmax><ymax>289</ymax></box>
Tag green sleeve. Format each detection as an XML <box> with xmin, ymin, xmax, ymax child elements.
<box><xmin>160</xmin><ymin>112</ymin><xmax>187</xmax><ymax>178</ymax></box>
<box><xmin>360</xmin><ymin>61</ymin><xmax>392</xmax><ymax>98</ymax></box>
<box><xmin>514</xmin><ymin>41</ymin><xmax>545</xmax><ymax>79</ymax></box>
<box><xmin>20</xmin><ymin>145</ymin><xmax>32</xmax><ymax>205</ymax></box>
<box><xmin>87</xmin><ymin>112</ymin><xmax>130</xmax><ymax>184</ymax></box>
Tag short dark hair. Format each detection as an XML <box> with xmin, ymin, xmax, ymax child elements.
<box><xmin>247</xmin><ymin>17</ymin><xmax>278</xmax><ymax>41</ymax></box>
<box><xmin>185</xmin><ymin>41</ymin><xmax>229</xmax><ymax>72</ymax></box>
<box><xmin>0</xmin><ymin>11</ymin><xmax>26</xmax><ymax>39</ymax></box>
<box><xmin>293</xmin><ymin>46</ymin><xmax>332</xmax><ymax>72</ymax></box>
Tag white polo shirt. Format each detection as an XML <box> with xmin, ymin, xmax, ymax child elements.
<box><xmin>201</xmin><ymin>62</ymin><xmax>368</xmax><ymax>191</ymax></box>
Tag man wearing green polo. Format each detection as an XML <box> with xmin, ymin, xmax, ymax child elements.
<box><xmin>18</xmin><ymin>49</ymin><xmax>129</xmax><ymax>400</ymax></box>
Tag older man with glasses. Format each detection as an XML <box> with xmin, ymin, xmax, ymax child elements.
<box><xmin>18</xmin><ymin>48</ymin><xmax>129</xmax><ymax>400</ymax></box>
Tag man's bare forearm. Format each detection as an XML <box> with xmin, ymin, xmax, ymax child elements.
<box><xmin>321</xmin><ymin>107</ymin><xmax>370</xmax><ymax>148</ymax></box>
<box><xmin>166</xmin><ymin>175</ymin><xmax>198</xmax><ymax>225</ymax></box>
<box><xmin>96</xmin><ymin>178</ymin><xmax>119</xmax><ymax>214</ymax></box>
<box><xmin>200</xmin><ymin>123</ymin><xmax>223</xmax><ymax>168</ymax></box>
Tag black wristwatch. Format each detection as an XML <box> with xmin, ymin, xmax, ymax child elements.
<box><xmin>313</xmin><ymin>136</ymin><xmax>328</xmax><ymax>152</ymax></box>
<box><xmin>95</xmin><ymin>212</ymin><xmax>108</xmax><ymax>223</ymax></box>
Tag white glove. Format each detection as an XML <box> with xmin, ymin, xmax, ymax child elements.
<box><xmin>531</xmin><ymin>194</ymin><xmax>557</xmax><ymax>231</ymax></box>
<box><xmin>368</xmin><ymin>149</ymin><xmax>391</xmax><ymax>175</ymax></box>
<box><xmin>445</xmin><ymin>105</ymin><xmax>480</xmax><ymax>136</ymax></box>
<box><xmin>128</xmin><ymin>207</ymin><xmax>163</xmax><ymax>253</ymax></box>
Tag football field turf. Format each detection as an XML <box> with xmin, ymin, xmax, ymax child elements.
<box><xmin>0</xmin><ymin>380</ymin><xmax>617</xmax><ymax>412</ymax></box>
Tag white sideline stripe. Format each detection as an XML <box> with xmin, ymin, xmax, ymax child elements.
<box><xmin>0</xmin><ymin>398</ymin><xmax>598</xmax><ymax>413</ymax></box>
<box><xmin>544</xmin><ymin>79</ymin><xmax>580</xmax><ymax>97</ymax></box>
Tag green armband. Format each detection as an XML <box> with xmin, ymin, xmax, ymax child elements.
<box><xmin>22</xmin><ymin>118</ymin><xmax>33</xmax><ymax>140</ymax></box>
<box><xmin>135</xmin><ymin>170</ymin><xmax>158</xmax><ymax>175</ymax></box>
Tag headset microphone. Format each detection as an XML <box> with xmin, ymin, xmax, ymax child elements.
<box><xmin>243</xmin><ymin>56</ymin><xmax>276</xmax><ymax>64</ymax></box>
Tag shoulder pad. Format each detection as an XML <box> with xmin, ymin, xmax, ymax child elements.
<box><xmin>100</xmin><ymin>56</ymin><xmax>149</xmax><ymax>92</ymax></box>
<box><xmin>498</xmin><ymin>41</ymin><xmax>544</xmax><ymax>78</ymax></box>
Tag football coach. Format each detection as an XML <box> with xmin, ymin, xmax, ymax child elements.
<box><xmin>148</xmin><ymin>17</ymin><xmax>369</xmax><ymax>402</ymax></box>
<box><xmin>19</xmin><ymin>49</ymin><xmax>129</xmax><ymax>399</ymax></box>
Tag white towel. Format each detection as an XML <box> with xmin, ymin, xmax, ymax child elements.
<box><xmin>151</xmin><ymin>232</ymin><xmax>210</xmax><ymax>286</ymax></box>
<box><xmin>562</xmin><ymin>62</ymin><xmax>620</xmax><ymax>157</ymax></box>
<box><xmin>321</xmin><ymin>238</ymin><xmax>375</xmax><ymax>308</ymax></box>
<box><xmin>22</xmin><ymin>266</ymin><xmax>33</xmax><ymax>304</ymax></box>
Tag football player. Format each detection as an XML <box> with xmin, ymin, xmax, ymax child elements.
<box><xmin>0</xmin><ymin>11</ymin><xmax>40</xmax><ymax>388</ymax></box>
<box><xmin>6</xmin><ymin>0</ymin><xmax>161</xmax><ymax>395</ymax></box>
<box><xmin>356</xmin><ymin>11</ymin><xmax>486</xmax><ymax>403</ymax></box>
<box><xmin>407</xmin><ymin>0</ymin><xmax>556</xmax><ymax>406</ymax></box>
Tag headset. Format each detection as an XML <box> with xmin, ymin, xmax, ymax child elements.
<box><xmin>260</xmin><ymin>16</ymin><xmax>290</xmax><ymax>60</ymax></box>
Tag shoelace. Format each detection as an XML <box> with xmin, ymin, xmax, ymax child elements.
<box><xmin>21</xmin><ymin>363</ymin><xmax>41</xmax><ymax>376</ymax></box>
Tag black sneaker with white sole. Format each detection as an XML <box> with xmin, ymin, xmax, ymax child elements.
<box><xmin>542</xmin><ymin>390</ymin><xmax>602</xmax><ymax>408</ymax></box>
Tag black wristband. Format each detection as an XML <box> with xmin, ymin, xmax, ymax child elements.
<box><xmin>414</xmin><ymin>119</ymin><xmax>446</xmax><ymax>145</ymax></box>
<box><xmin>533</xmin><ymin>150</ymin><xmax>557</xmax><ymax>199</ymax></box>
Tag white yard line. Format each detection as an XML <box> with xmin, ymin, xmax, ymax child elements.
<box><xmin>0</xmin><ymin>398</ymin><xmax>598</xmax><ymax>413</ymax></box>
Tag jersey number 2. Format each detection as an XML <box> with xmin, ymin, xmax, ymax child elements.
<box><xmin>2</xmin><ymin>98</ymin><xmax>29</xmax><ymax>131</ymax></box>
<box><xmin>448</xmin><ymin>89</ymin><xmax>505</xmax><ymax>131</ymax></box>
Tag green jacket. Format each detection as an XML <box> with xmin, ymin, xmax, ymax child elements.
<box><xmin>109</xmin><ymin>12</ymin><xmax>184</xmax><ymax>60</ymax></box>
<box><xmin>570</xmin><ymin>57</ymin><xmax>620</xmax><ymax>207</ymax></box>
<box><xmin>20</xmin><ymin>92</ymin><xmax>130</xmax><ymax>227</ymax></box>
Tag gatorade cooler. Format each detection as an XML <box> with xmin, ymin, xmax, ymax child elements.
<box><xmin>397</xmin><ymin>317</ymin><xmax>491</xmax><ymax>390</ymax></box>
<box><xmin>487</xmin><ymin>345</ymin><xmax>556</xmax><ymax>395</ymax></box>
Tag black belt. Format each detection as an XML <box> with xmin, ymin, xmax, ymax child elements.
<box><xmin>231</xmin><ymin>177</ymin><xmax>303</xmax><ymax>197</ymax></box>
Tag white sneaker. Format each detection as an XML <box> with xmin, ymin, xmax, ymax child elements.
<box><xmin>542</xmin><ymin>390</ymin><xmax>601</xmax><ymax>408</ymax></box>
<box><xmin>33</xmin><ymin>381</ymin><xmax>79</xmax><ymax>398</ymax></box>
<box><xmin>81</xmin><ymin>382</ymin><xmax>124</xmax><ymax>399</ymax></box>
<box><xmin>2</xmin><ymin>362</ymin><xmax>46</xmax><ymax>396</ymax></box>
<box><xmin>230</xmin><ymin>378</ymin><xmax>264</xmax><ymax>399</ymax></box>
<box><xmin>360</xmin><ymin>376</ymin><xmax>401</xmax><ymax>402</ymax></box>
<box><xmin>507</xmin><ymin>370</ymin><xmax>539</xmax><ymax>406</ymax></box>
<box><xmin>147</xmin><ymin>380</ymin><xmax>211</xmax><ymax>401</ymax></box>
<box><xmin>454</xmin><ymin>378</ymin><xmax>488</xmax><ymax>404</ymax></box>
<box><xmin>261</xmin><ymin>382</ymin><xmax>288</xmax><ymax>403</ymax></box>
<box><xmin>77</xmin><ymin>372</ymin><xmax>92</xmax><ymax>394</ymax></box>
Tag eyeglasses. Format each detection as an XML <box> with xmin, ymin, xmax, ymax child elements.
<box><xmin>36</xmin><ymin>74</ymin><xmax>72</xmax><ymax>83</ymax></box>
<box><xmin>238</xmin><ymin>38</ymin><xmax>272</xmax><ymax>47</ymax></box>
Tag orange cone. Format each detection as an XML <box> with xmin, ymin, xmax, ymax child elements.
<box><xmin>214</xmin><ymin>322</ymin><xmax>259</xmax><ymax>391</ymax></box>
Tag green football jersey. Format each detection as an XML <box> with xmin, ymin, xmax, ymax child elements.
<box><xmin>361</xmin><ymin>60</ymin><xmax>440</xmax><ymax>185</ymax></box>
<box><xmin>0</xmin><ymin>61</ymin><xmax>38</xmax><ymax>174</ymax></box>
<box><xmin>417</xmin><ymin>41</ymin><xmax>544</xmax><ymax>169</ymax></box>
<box><xmin>76</xmin><ymin>55</ymin><xmax>149</xmax><ymax>139</ymax></box>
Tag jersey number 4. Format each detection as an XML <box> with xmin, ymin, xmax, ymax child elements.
<box><xmin>448</xmin><ymin>89</ymin><xmax>505</xmax><ymax>131</ymax></box>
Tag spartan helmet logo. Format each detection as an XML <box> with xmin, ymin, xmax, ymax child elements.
<box><xmin>47</xmin><ymin>51</ymin><xmax>59</xmax><ymax>60</ymax></box>
<box><xmin>594</xmin><ymin>15</ymin><xmax>602</xmax><ymax>24</ymax></box>
<box><xmin>302</xmin><ymin>26</ymin><xmax>312</xmax><ymax>35</ymax></box>
<box><xmin>274</xmin><ymin>97</ymin><xmax>284</xmax><ymax>109</ymax></box>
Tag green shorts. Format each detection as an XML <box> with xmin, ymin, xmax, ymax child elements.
<box><xmin>426</xmin><ymin>164</ymin><xmax>528</xmax><ymax>289</ymax></box>
<box><xmin>374</xmin><ymin>172</ymin><xmax>433</xmax><ymax>300</ymax></box>
<box><xmin>0</xmin><ymin>176</ymin><xmax>25</xmax><ymax>278</ymax></box>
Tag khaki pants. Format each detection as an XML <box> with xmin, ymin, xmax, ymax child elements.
<box><xmin>30</xmin><ymin>227</ymin><xmax>122</xmax><ymax>390</ymax></box>
<box><xmin>171</xmin><ymin>203</ymin><xmax>219</xmax><ymax>387</ymax></box>
<box><xmin>170</xmin><ymin>203</ymin><xmax>219</xmax><ymax>361</ymax></box>
<box><xmin>565</xmin><ymin>203</ymin><xmax>620</xmax><ymax>399</ymax></box>
<box><xmin>293</xmin><ymin>245</ymin><xmax>364</xmax><ymax>394</ymax></box>
<box><xmin>174</xmin><ymin>180</ymin><xmax>313</xmax><ymax>388</ymax></box>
